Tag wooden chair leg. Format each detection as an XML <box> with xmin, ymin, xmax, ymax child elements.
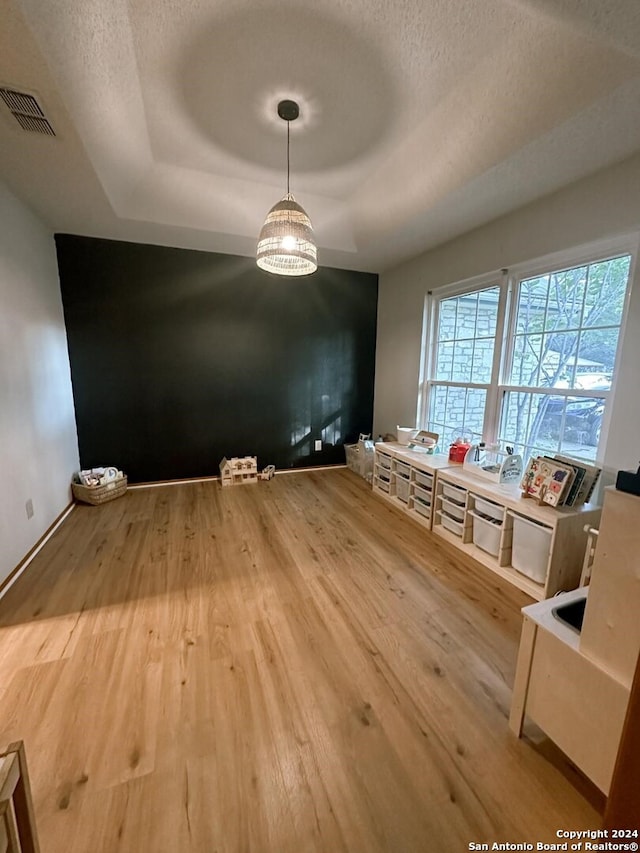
<box><xmin>0</xmin><ymin>741</ymin><xmax>41</xmax><ymax>853</ymax></box>
<box><xmin>3</xmin><ymin>798</ymin><xmax>22</xmax><ymax>852</ymax></box>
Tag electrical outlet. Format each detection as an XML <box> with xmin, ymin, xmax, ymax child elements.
<box><xmin>314</xmin><ymin>440</ymin><xmax>322</xmax><ymax>451</ymax></box>
<box><xmin>25</xmin><ymin>498</ymin><xmax>34</xmax><ymax>519</ymax></box>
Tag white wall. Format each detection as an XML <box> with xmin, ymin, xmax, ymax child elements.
<box><xmin>0</xmin><ymin>182</ymin><xmax>79</xmax><ymax>586</ymax></box>
<box><xmin>374</xmin><ymin>150</ymin><xmax>640</xmax><ymax>477</ymax></box>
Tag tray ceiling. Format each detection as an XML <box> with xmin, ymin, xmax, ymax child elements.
<box><xmin>2</xmin><ymin>0</ymin><xmax>640</xmax><ymax>272</ymax></box>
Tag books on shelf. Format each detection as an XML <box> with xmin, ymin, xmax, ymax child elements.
<box><xmin>520</xmin><ymin>456</ymin><xmax>574</xmax><ymax>507</ymax></box>
<box><xmin>520</xmin><ymin>454</ymin><xmax>601</xmax><ymax>507</ymax></box>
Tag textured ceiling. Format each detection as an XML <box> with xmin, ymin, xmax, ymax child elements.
<box><xmin>2</xmin><ymin>0</ymin><xmax>640</xmax><ymax>272</ymax></box>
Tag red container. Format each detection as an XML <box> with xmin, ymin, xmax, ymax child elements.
<box><xmin>448</xmin><ymin>442</ymin><xmax>470</xmax><ymax>463</ymax></box>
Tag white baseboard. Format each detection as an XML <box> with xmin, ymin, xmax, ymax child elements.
<box><xmin>0</xmin><ymin>502</ymin><xmax>76</xmax><ymax>601</ymax></box>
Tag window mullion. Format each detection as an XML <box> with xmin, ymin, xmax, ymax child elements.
<box><xmin>427</xmin><ymin>380</ymin><xmax>491</xmax><ymax>389</ymax></box>
<box><xmin>500</xmin><ymin>275</ymin><xmax>517</xmax><ymax>387</ymax></box>
<box><xmin>500</xmin><ymin>384</ymin><xmax>608</xmax><ymax>400</ymax></box>
<box><xmin>483</xmin><ymin>271</ymin><xmax>509</xmax><ymax>443</ymax></box>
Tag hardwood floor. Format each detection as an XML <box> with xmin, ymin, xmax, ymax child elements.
<box><xmin>0</xmin><ymin>469</ymin><xmax>601</xmax><ymax>852</ymax></box>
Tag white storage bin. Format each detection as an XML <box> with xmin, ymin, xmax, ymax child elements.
<box><xmin>508</xmin><ymin>512</ymin><xmax>552</xmax><ymax>584</ymax></box>
<box><xmin>375</xmin><ymin>476</ymin><xmax>390</xmax><ymax>493</ymax></box>
<box><xmin>471</xmin><ymin>494</ymin><xmax>505</xmax><ymax>524</ymax></box>
<box><xmin>413</xmin><ymin>469</ymin><xmax>434</xmax><ymax>489</ymax></box>
<box><xmin>395</xmin><ymin>460</ymin><xmax>411</xmax><ymax>480</ymax></box>
<box><xmin>396</xmin><ymin>426</ymin><xmax>416</xmax><ymax>445</ymax></box>
<box><xmin>376</xmin><ymin>466</ymin><xmax>391</xmax><ymax>484</ymax></box>
<box><xmin>437</xmin><ymin>511</ymin><xmax>464</xmax><ymax>537</ymax></box>
<box><xmin>395</xmin><ymin>476</ymin><xmax>410</xmax><ymax>503</ymax></box>
<box><xmin>413</xmin><ymin>483</ymin><xmax>432</xmax><ymax>506</ymax></box>
<box><xmin>442</xmin><ymin>482</ymin><xmax>467</xmax><ymax>506</ymax></box>
<box><xmin>413</xmin><ymin>499</ymin><xmax>431</xmax><ymax>519</ymax></box>
<box><xmin>441</xmin><ymin>497</ymin><xmax>465</xmax><ymax>523</ymax></box>
<box><xmin>377</xmin><ymin>453</ymin><xmax>392</xmax><ymax>470</ymax></box>
<box><xmin>469</xmin><ymin>510</ymin><xmax>501</xmax><ymax>557</ymax></box>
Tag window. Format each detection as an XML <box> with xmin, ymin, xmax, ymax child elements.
<box><xmin>421</xmin><ymin>242</ymin><xmax>634</xmax><ymax>463</ymax></box>
<box><xmin>426</xmin><ymin>285</ymin><xmax>500</xmax><ymax>445</ymax></box>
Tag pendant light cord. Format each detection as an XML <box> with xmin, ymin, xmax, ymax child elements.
<box><xmin>286</xmin><ymin>120</ymin><xmax>290</xmax><ymax>195</ymax></box>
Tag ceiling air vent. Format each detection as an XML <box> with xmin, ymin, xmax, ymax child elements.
<box><xmin>0</xmin><ymin>87</ymin><xmax>55</xmax><ymax>136</ymax></box>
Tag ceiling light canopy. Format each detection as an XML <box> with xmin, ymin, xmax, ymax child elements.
<box><xmin>256</xmin><ymin>100</ymin><xmax>317</xmax><ymax>276</ymax></box>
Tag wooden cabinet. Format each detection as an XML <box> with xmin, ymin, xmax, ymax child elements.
<box><xmin>509</xmin><ymin>591</ymin><xmax>629</xmax><ymax>794</ymax></box>
<box><xmin>579</xmin><ymin>488</ymin><xmax>640</xmax><ymax>685</ymax></box>
<box><xmin>372</xmin><ymin>443</ymin><xmax>453</xmax><ymax>530</ymax></box>
<box><xmin>509</xmin><ymin>488</ymin><xmax>640</xmax><ymax>794</ymax></box>
<box><xmin>372</xmin><ymin>444</ymin><xmax>600</xmax><ymax>602</ymax></box>
<box><xmin>432</xmin><ymin>468</ymin><xmax>600</xmax><ymax>601</ymax></box>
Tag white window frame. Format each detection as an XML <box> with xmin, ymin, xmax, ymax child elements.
<box><xmin>419</xmin><ymin>233</ymin><xmax>638</xmax><ymax>461</ymax></box>
<box><xmin>418</xmin><ymin>271</ymin><xmax>508</xmax><ymax>443</ymax></box>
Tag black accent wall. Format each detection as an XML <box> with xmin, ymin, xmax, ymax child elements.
<box><xmin>55</xmin><ymin>235</ymin><xmax>378</xmax><ymax>483</ymax></box>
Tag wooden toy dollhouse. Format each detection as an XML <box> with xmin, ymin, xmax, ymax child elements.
<box><xmin>219</xmin><ymin>456</ymin><xmax>259</xmax><ymax>487</ymax></box>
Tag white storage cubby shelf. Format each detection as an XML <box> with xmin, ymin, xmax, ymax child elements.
<box><xmin>373</xmin><ymin>443</ymin><xmax>456</xmax><ymax>531</ymax></box>
<box><xmin>432</xmin><ymin>467</ymin><xmax>601</xmax><ymax>601</ymax></box>
<box><xmin>372</xmin><ymin>443</ymin><xmax>601</xmax><ymax>601</ymax></box>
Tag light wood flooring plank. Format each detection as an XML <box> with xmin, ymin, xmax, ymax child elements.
<box><xmin>0</xmin><ymin>469</ymin><xmax>602</xmax><ymax>852</ymax></box>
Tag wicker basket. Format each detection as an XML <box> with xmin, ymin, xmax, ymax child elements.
<box><xmin>72</xmin><ymin>475</ymin><xmax>128</xmax><ymax>505</ymax></box>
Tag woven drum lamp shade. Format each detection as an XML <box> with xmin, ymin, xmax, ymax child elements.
<box><xmin>257</xmin><ymin>99</ymin><xmax>317</xmax><ymax>277</ymax></box>
<box><xmin>256</xmin><ymin>192</ymin><xmax>317</xmax><ymax>276</ymax></box>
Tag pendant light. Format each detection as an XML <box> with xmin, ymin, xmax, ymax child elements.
<box><xmin>256</xmin><ymin>100</ymin><xmax>317</xmax><ymax>276</ymax></box>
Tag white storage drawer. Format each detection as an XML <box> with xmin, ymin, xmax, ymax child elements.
<box><xmin>469</xmin><ymin>509</ymin><xmax>501</xmax><ymax>557</ymax></box>
<box><xmin>395</xmin><ymin>460</ymin><xmax>411</xmax><ymax>480</ymax></box>
<box><xmin>375</xmin><ymin>466</ymin><xmax>391</xmax><ymax>484</ymax></box>
<box><xmin>413</xmin><ymin>483</ymin><xmax>432</xmax><ymax>506</ymax></box>
<box><xmin>471</xmin><ymin>494</ymin><xmax>505</xmax><ymax>524</ymax></box>
<box><xmin>441</xmin><ymin>497</ymin><xmax>466</xmax><ymax>523</ymax></box>
<box><xmin>395</xmin><ymin>476</ymin><xmax>410</xmax><ymax>503</ymax></box>
<box><xmin>413</xmin><ymin>498</ymin><xmax>431</xmax><ymax>519</ymax></box>
<box><xmin>375</xmin><ymin>476</ymin><xmax>391</xmax><ymax>493</ymax></box>
<box><xmin>508</xmin><ymin>512</ymin><xmax>552</xmax><ymax>584</ymax></box>
<box><xmin>376</xmin><ymin>453</ymin><xmax>392</xmax><ymax>470</ymax></box>
<box><xmin>442</xmin><ymin>482</ymin><xmax>467</xmax><ymax>506</ymax></box>
<box><xmin>413</xmin><ymin>469</ymin><xmax>434</xmax><ymax>490</ymax></box>
<box><xmin>437</xmin><ymin>510</ymin><xmax>464</xmax><ymax>537</ymax></box>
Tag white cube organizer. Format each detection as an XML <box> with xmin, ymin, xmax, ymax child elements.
<box><xmin>428</xmin><ymin>464</ymin><xmax>601</xmax><ymax>601</ymax></box>
<box><xmin>373</xmin><ymin>444</ymin><xmax>455</xmax><ymax>535</ymax></box>
<box><xmin>509</xmin><ymin>512</ymin><xmax>552</xmax><ymax>583</ymax></box>
<box><xmin>469</xmin><ymin>509</ymin><xmax>501</xmax><ymax>557</ymax></box>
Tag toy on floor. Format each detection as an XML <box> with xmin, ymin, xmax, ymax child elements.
<box><xmin>219</xmin><ymin>456</ymin><xmax>258</xmax><ymax>486</ymax></box>
<box><xmin>219</xmin><ymin>457</ymin><xmax>275</xmax><ymax>486</ymax></box>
